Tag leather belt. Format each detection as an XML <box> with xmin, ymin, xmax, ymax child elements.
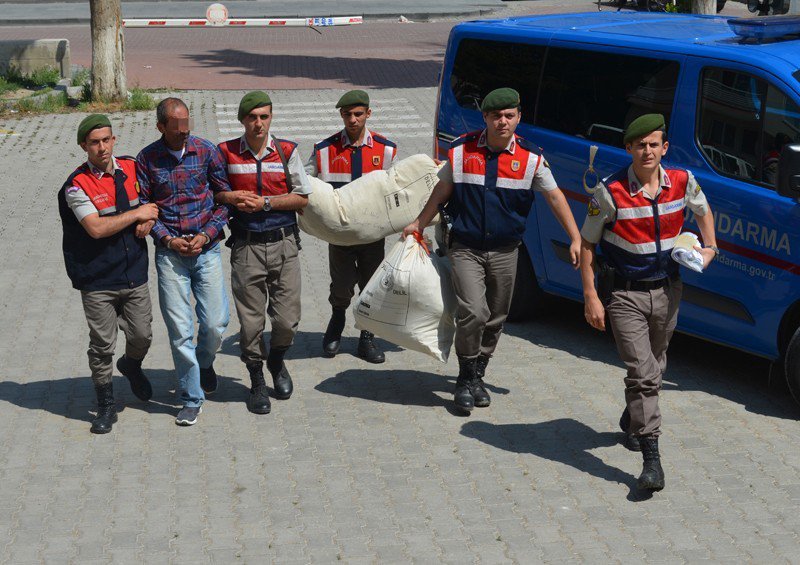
<box><xmin>234</xmin><ymin>225</ymin><xmax>296</xmax><ymax>244</ymax></box>
<box><xmin>614</xmin><ymin>273</ymin><xmax>679</xmax><ymax>292</ymax></box>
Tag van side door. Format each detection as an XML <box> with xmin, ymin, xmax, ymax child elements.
<box><xmin>679</xmin><ymin>57</ymin><xmax>800</xmax><ymax>359</ymax></box>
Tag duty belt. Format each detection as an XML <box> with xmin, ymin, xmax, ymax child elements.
<box><xmin>614</xmin><ymin>273</ymin><xmax>679</xmax><ymax>292</ymax></box>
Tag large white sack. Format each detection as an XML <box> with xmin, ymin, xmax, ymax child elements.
<box><xmin>299</xmin><ymin>154</ymin><xmax>440</xmax><ymax>246</ymax></box>
<box><xmin>353</xmin><ymin>235</ymin><xmax>456</xmax><ymax>363</ymax></box>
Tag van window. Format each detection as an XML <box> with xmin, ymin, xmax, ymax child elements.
<box><xmin>697</xmin><ymin>67</ymin><xmax>800</xmax><ymax>187</ymax></box>
<box><xmin>536</xmin><ymin>47</ymin><xmax>679</xmax><ymax>146</ymax></box>
<box><xmin>450</xmin><ymin>38</ymin><xmax>544</xmax><ymax>121</ymax></box>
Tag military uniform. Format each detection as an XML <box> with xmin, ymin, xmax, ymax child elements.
<box><xmin>306</xmin><ymin>90</ymin><xmax>397</xmax><ymax>363</ymax></box>
<box><xmin>219</xmin><ymin>91</ymin><xmax>313</xmax><ymax>414</ymax></box>
<box><xmin>580</xmin><ymin>113</ymin><xmax>717</xmax><ymax>491</ymax></box>
<box><xmin>59</xmin><ymin>114</ymin><xmax>154</xmax><ymax>434</ymax></box>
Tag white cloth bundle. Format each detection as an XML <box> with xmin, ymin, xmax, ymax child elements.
<box><xmin>353</xmin><ymin>235</ymin><xmax>456</xmax><ymax>363</ymax></box>
<box><xmin>298</xmin><ymin>154</ymin><xmax>441</xmax><ymax>246</ymax></box>
<box><xmin>671</xmin><ymin>232</ymin><xmax>704</xmax><ymax>273</ymax></box>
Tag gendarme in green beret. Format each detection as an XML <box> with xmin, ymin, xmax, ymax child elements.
<box><xmin>238</xmin><ymin>91</ymin><xmax>272</xmax><ymax>121</ymax></box>
<box><xmin>77</xmin><ymin>114</ymin><xmax>112</xmax><ymax>144</ymax></box>
<box><xmin>623</xmin><ymin>113</ymin><xmax>666</xmax><ymax>146</ymax></box>
<box><xmin>480</xmin><ymin>88</ymin><xmax>521</xmax><ymax>113</ymax></box>
<box><xmin>336</xmin><ymin>90</ymin><xmax>369</xmax><ymax>109</ymax></box>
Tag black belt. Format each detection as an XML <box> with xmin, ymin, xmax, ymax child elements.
<box><xmin>614</xmin><ymin>273</ymin><xmax>679</xmax><ymax>292</ymax></box>
<box><xmin>233</xmin><ymin>225</ymin><xmax>297</xmax><ymax>244</ymax></box>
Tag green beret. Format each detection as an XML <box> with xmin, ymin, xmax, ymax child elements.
<box><xmin>623</xmin><ymin>113</ymin><xmax>666</xmax><ymax>145</ymax></box>
<box><xmin>77</xmin><ymin>114</ymin><xmax>112</xmax><ymax>144</ymax></box>
<box><xmin>336</xmin><ymin>89</ymin><xmax>369</xmax><ymax>109</ymax></box>
<box><xmin>238</xmin><ymin>91</ymin><xmax>272</xmax><ymax>121</ymax></box>
<box><xmin>480</xmin><ymin>88</ymin><xmax>521</xmax><ymax>112</ymax></box>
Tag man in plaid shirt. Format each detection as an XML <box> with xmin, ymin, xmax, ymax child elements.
<box><xmin>137</xmin><ymin>97</ymin><xmax>231</xmax><ymax>426</ymax></box>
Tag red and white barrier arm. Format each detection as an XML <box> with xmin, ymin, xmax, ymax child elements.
<box><xmin>123</xmin><ymin>16</ymin><xmax>363</xmax><ymax>28</ymax></box>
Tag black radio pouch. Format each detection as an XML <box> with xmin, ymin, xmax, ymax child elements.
<box><xmin>596</xmin><ymin>258</ymin><xmax>615</xmax><ymax>306</ymax></box>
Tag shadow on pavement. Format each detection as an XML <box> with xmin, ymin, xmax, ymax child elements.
<box><xmin>0</xmin><ymin>368</ymin><xmax>253</xmax><ymax>421</ymax></box>
<box><xmin>460</xmin><ymin>418</ymin><xmax>652</xmax><ymax>501</ymax></box>
<box><xmin>181</xmin><ymin>50</ymin><xmax>442</xmax><ymax>88</ymax></box>
<box><xmin>504</xmin><ymin>296</ymin><xmax>799</xmax><ymax>421</ymax></box>
<box><xmin>220</xmin><ymin>330</ymin><xmax>403</xmax><ymax>360</ymax></box>
<box><xmin>315</xmin><ymin>368</ymin><xmax>510</xmax><ymax>416</ymax></box>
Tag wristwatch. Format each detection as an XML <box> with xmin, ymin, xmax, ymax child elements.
<box><xmin>262</xmin><ymin>196</ymin><xmax>272</xmax><ymax>212</ymax></box>
<box><xmin>709</xmin><ymin>245</ymin><xmax>720</xmax><ymax>257</ymax></box>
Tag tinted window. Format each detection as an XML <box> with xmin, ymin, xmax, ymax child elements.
<box><xmin>450</xmin><ymin>38</ymin><xmax>544</xmax><ymax>122</ymax></box>
<box><xmin>698</xmin><ymin>67</ymin><xmax>800</xmax><ymax>187</ymax></box>
<box><xmin>537</xmin><ymin>48</ymin><xmax>679</xmax><ymax>147</ymax></box>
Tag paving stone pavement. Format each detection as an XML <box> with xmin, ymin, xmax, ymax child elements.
<box><xmin>0</xmin><ymin>87</ymin><xmax>799</xmax><ymax>563</ymax></box>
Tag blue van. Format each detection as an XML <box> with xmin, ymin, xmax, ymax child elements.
<box><xmin>434</xmin><ymin>12</ymin><xmax>800</xmax><ymax>405</ymax></box>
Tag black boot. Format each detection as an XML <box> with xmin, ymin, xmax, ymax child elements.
<box><xmin>267</xmin><ymin>347</ymin><xmax>293</xmax><ymax>400</ymax></box>
<box><xmin>473</xmin><ymin>354</ymin><xmax>491</xmax><ymax>408</ymax></box>
<box><xmin>116</xmin><ymin>355</ymin><xmax>153</xmax><ymax>401</ymax></box>
<box><xmin>322</xmin><ymin>309</ymin><xmax>346</xmax><ymax>358</ymax></box>
<box><xmin>91</xmin><ymin>382</ymin><xmax>118</xmax><ymax>434</ymax></box>
<box><xmin>454</xmin><ymin>357</ymin><xmax>478</xmax><ymax>413</ymax></box>
<box><xmin>619</xmin><ymin>407</ymin><xmax>641</xmax><ymax>452</ymax></box>
<box><xmin>357</xmin><ymin>331</ymin><xmax>385</xmax><ymax>364</ymax></box>
<box><xmin>638</xmin><ymin>437</ymin><xmax>665</xmax><ymax>491</ymax></box>
<box><xmin>246</xmin><ymin>363</ymin><xmax>271</xmax><ymax>414</ymax></box>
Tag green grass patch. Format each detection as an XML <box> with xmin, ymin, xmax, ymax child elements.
<box><xmin>15</xmin><ymin>90</ymin><xmax>69</xmax><ymax>113</ymax></box>
<box><xmin>3</xmin><ymin>65</ymin><xmax>61</xmax><ymax>89</ymax></box>
<box><xmin>71</xmin><ymin>67</ymin><xmax>90</xmax><ymax>88</ymax></box>
<box><xmin>123</xmin><ymin>88</ymin><xmax>156</xmax><ymax>111</ymax></box>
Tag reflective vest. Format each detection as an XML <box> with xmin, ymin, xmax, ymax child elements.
<box><xmin>313</xmin><ymin>130</ymin><xmax>396</xmax><ymax>188</ymax></box>
<box><xmin>58</xmin><ymin>157</ymin><xmax>148</xmax><ymax>291</ymax></box>
<box><xmin>599</xmin><ymin>167</ymin><xmax>688</xmax><ymax>281</ymax></box>
<box><xmin>218</xmin><ymin>137</ymin><xmax>297</xmax><ymax>232</ymax></box>
<box><xmin>448</xmin><ymin>130</ymin><xmax>541</xmax><ymax>250</ymax></box>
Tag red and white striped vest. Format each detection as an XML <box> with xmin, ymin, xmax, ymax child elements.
<box><xmin>314</xmin><ymin>130</ymin><xmax>396</xmax><ymax>188</ymax></box>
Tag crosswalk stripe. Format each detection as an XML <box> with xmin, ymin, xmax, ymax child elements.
<box><xmin>218</xmin><ymin>122</ymin><xmax>431</xmax><ymax>134</ymax></box>
<box><xmin>214</xmin><ymin>98</ymin><xmax>409</xmax><ymax>109</ymax></box>
<box><xmin>216</xmin><ymin>115</ymin><xmax>423</xmax><ymax>125</ymax></box>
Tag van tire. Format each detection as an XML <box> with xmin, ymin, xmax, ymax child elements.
<box><xmin>507</xmin><ymin>244</ymin><xmax>546</xmax><ymax>322</ymax></box>
<box><xmin>785</xmin><ymin>327</ymin><xmax>800</xmax><ymax>406</ymax></box>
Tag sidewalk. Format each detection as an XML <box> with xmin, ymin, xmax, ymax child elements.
<box><xmin>0</xmin><ymin>88</ymin><xmax>797</xmax><ymax>562</ymax></box>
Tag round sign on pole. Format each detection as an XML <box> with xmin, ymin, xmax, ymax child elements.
<box><xmin>206</xmin><ymin>3</ymin><xmax>228</xmax><ymax>25</ymax></box>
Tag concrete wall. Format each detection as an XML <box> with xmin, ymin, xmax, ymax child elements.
<box><xmin>0</xmin><ymin>39</ymin><xmax>71</xmax><ymax>79</ymax></box>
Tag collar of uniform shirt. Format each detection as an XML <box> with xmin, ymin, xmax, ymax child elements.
<box><xmin>477</xmin><ymin>129</ymin><xmax>516</xmax><ymax>154</ymax></box>
<box><xmin>238</xmin><ymin>134</ymin><xmax>275</xmax><ymax>160</ymax></box>
<box><xmin>87</xmin><ymin>155</ymin><xmax>122</xmax><ymax>179</ymax></box>
<box><xmin>626</xmin><ymin>164</ymin><xmax>671</xmax><ymax>197</ymax></box>
<box><xmin>339</xmin><ymin>128</ymin><xmax>374</xmax><ymax>149</ymax></box>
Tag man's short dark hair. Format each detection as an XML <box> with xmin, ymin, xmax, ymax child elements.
<box><xmin>156</xmin><ymin>97</ymin><xmax>189</xmax><ymax>125</ymax></box>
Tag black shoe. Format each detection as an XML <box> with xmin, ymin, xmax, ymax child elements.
<box><xmin>200</xmin><ymin>364</ymin><xmax>218</xmax><ymax>394</ymax></box>
<box><xmin>453</xmin><ymin>356</ymin><xmax>478</xmax><ymax>413</ymax></box>
<box><xmin>638</xmin><ymin>437</ymin><xmax>665</xmax><ymax>491</ymax></box>
<box><xmin>473</xmin><ymin>354</ymin><xmax>491</xmax><ymax>408</ymax></box>
<box><xmin>247</xmin><ymin>385</ymin><xmax>272</xmax><ymax>414</ymax></box>
<box><xmin>116</xmin><ymin>355</ymin><xmax>152</xmax><ymax>401</ymax></box>
<box><xmin>322</xmin><ymin>309</ymin><xmax>346</xmax><ymax>358</ymax></box>
<box><xmin>90</xmin><ymin>382</ymin><xmax>118</xmax><ymax>434</ymax></box>
<box><xmin>267</xmin><ymin>348</ymin><xmax>293</xmax><ymax>400</ymax></box>
<box><xmin>357</xmin><ymin>331</ymin><xmax>385</xmax><ymax>364</ymax></box>
<box><xmin>619</xmin><ymin>407</ymin><xmax>641</xmax><ymax>452</ymax></box>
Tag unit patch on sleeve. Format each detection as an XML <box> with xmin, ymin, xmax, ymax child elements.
<box><xmin>588</xmin><ymin>197</ymin><xmax>601</xmax><ymax>217</ymax></box>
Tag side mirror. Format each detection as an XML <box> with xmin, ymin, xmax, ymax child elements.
<box><xmin>777</xmin><ymin>143</ymin><xmax>800</xmax><ymax>198</ymax></box>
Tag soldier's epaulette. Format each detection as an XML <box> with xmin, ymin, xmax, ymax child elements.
<box><xmin>274</xmin><ymin>138</ymin><xmax>298</xmax><ymax>150</ymax></box>
<box><xmin>117</xmin><ymin>155</ymin><xmax>136</xmax><ymax>161</ymax></box>
<box><xmin>451</xmin><ymin>130</ymin><xmax>481</xmax><ymax>148</ymax></box>
<box><xmin>515</xmin><ymin>136</ymin><xmax>539</xmax><ymax>153</ymax></box>
<box><xmin>602</xmin><ymin>167</ymin><xmax>627</xmax><ymax>186</ymax></box>
<box><xmin>371</xmin><ymin>133</ymin><xmax>396</xmax><ymax>148</ymax></box>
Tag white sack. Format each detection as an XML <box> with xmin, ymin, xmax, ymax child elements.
<box><xmin>299</xmin><ymin>154</ymin><xmax>440</xmax><ymax>246</ymax></box>
<box><xmin>353</xmin><ymin>235</ymin><xmax>456</xmax><ymax>363</ymax></box>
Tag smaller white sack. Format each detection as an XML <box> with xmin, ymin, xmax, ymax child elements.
<box><xmin>353</xmin><ymin>236</ymin><xmax>456</xmax><ymax>363</ymax></box>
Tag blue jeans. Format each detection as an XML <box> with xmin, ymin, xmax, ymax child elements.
<box><xmin>155</xmin><ymin>243</ymin><xmax>229</xmax><ymax>407</ymax></box>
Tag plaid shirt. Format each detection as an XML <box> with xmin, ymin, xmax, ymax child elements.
<box><xmin>136</xmin><ymin>135</ymin><xmax>231</xmax><ymax>246</ymax></box>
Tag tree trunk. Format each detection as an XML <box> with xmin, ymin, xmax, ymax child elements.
<box><xmin>90</xmin><ymin>0</ymin><xmax>126</xmax><ymax>102</ymax></box>
<box><xmin>692</xmin><ymin>0</ymin><xmax>716</xmax><ymax>14</ymax></box>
